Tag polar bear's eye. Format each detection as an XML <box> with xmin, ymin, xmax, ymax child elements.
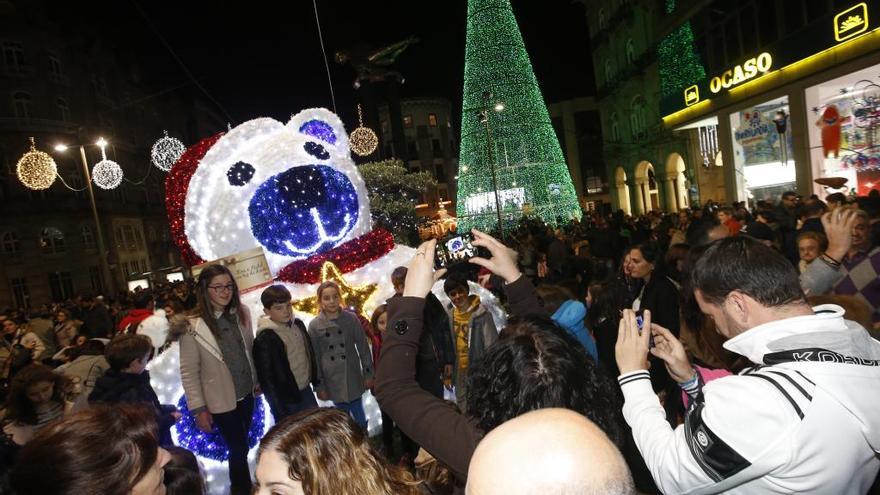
<box><xmin>304</xmin><ymin>142</ymin><xmax>330</xmax><ymax>160</ymax></box>
<box><xmin>227</xmin><ymin>161</ymin><xmax>255</xmax><ymax>186</ymax></box>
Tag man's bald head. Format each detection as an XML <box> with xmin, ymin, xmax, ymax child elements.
<box><xmin>466</xmin><ymin>408</ymin><xmax>634</xmax><ymax>495</ymax></box>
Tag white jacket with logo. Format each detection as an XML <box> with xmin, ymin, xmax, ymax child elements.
<box><xmin>618</xmin><ymin>305</ymin><xmax>880</xmax><ymax>494</ymax></box>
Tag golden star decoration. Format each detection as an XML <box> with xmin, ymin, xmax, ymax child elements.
<box><xmin>291</xmin><ymin>261</ymin><xmax>378</xmax><ymax>318</ymax></box>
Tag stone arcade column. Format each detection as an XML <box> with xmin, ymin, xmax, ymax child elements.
<box><xmin>632</xmin><ymin>179</ymin><xmax>646</xmax><ymax>215</ymax></box>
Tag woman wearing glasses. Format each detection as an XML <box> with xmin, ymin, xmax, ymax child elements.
<box><xmin>179</xmin><ymin>264</ymin><xmax>257</xmax><ymax>495</ymax></box>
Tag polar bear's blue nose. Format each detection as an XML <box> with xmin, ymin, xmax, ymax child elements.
<box><xmin>249</xmin><ymin>164</ymin><xmax>359</xmax><ymax>258</ymax></box>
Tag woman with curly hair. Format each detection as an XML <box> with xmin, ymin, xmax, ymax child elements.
<box><xmin>253</xmin><ymin>408</ymin><xmax>420</xmax><ymax>495</ymax></box>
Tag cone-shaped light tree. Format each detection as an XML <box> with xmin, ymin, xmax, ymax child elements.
<box><xmin>455</xmin><ymin>0</ymin><xmax>581</xmax><ymax>232</ymax></box>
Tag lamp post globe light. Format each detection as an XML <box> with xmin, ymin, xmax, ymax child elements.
<box><xmin>37</xmin><ymin>137</ymin><xmax>118</xmax><ymax>295</ymax></box>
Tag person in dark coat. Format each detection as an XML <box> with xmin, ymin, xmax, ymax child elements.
<box><xmin>252</xmin><ymin>285</ymin><xmax>317</xmax><ymax>423</ymax></box>
<box><xmin>626</xmin><ymin>242</ymin><xmax>680</xmax><ymax>393</ymax></box>
<box><xmin>390</xmin><ymin>267</ymin><xmax>454</xmax><ymax>399</ymax></box>
<box><xmin>78</xmin><ymin>294</ymin><xmax>114</xmax><ymax>339</ymax></box>
<box><xmin>88</xmin><ymin>334</ymin><xmax>179</xmax><ymax>446</ymax></box>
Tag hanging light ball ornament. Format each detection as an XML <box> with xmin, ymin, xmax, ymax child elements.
<box><xmin>92</xmin><ymin>159</ymin><xmax>123</xmax><ymax>190</ymax></box>
<box><xmin>16</xmin><ymin>137</ymin><xmax>57</xmax><ymax>190</ymax></box>
<box><xmin>151</xmin><ymin>130</ymin><xmax>186</xmax><ymax>171</ymax></box>
<box><xmin>350</xmin><ymin>104</ymin><xmax>378</xmax><ymax>157</ymax></box>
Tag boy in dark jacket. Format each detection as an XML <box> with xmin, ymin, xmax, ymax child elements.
<box><xmin>88</xmin><ymin>334</ymin><xmax>179</xmax><ymax>445</ymax></box>
<box><xmin>253</xmin><ymin>285</ymin><xmax>317</xmax><ymax>422</ymax></box>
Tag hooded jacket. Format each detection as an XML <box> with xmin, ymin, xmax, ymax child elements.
<box><xmin>253</xmin><ymin>316</ymin><xmax>316</xmax><ymax>417</ymax></box>
<box><xmin>551</xmin><ymin>300</ymin><xmax>599</xmax><ymax>363</ymax></box>
<box><xmin>618</xmin><ymin>305</ymin><xmax>880</xmax><ymax>494</ymax></box>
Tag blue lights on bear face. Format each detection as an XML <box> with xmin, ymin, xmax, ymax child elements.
<box><xmin>249</xmin><ymin>164</ymin><xmax>359</xmax><ymax>258</ymax></box>
<box><xmin>299</xmin><ymin>120</ymin><xmax>337</xmax><ymax>144</ymax></box>
<box><xmin>227</xmin><ymin>161</ymin><xmax>255</xmax><ymax>186</ymax></box>
<box><xmin>304</xmin><ymin>141</ymin><xmax>330</xmax><ymax>160</ymax></box>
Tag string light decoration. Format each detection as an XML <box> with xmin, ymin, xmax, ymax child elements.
<box><xmin>149</xmin><ymin>343</ymin><xmax>273</xmax><ymax>495</ymax></box>
<box><xmin>161</xmin><ymin>109</ymin><xmax>425</xmax><ymax>494</ymax></box>
<box><xmin>349</xmin><ymin>104</ymin><xmax>378</xmax><ymax>157</ymax></box>
<box><xmin>276</xmin><ymin>228</ymin><xmax>394</xmax><ymax>284</ymax></box>
<box><xmin>16</xmin><ymin>137</ymin><xmax>57</xmax><ymax>190</ymax></box>
<box><xmin>290</xmin><ymin>261</ymin><xmax>378</xmax><ymax>317</ymax></box>
<box><xmin>151</xmin><ymin>130</ymin><xmax>187</xmax><ymax>171</ymax></box>
<box><xmin>455</xmin><ymin>0</ymin><xmax>581</xmax><ymax>231</ymax></box>
<box><xmin>174</xmin><ymin>394</ymin><xmax>266</xmax><ymax>461</ymax></box>
<box><xmin>165</xmin><ymin>133</ymin><xmax>224</xmax><ymax>266</ymax></box>
<box><xmin>658</xmin><ymin>0</ymin><xmax>706</xmax><ymax>99</ymax></box>
<box><xmin>92</xmin><ymin>158</ymin><xmax>123</xmax><ymax>190</ymax></box>
<box><xmin>164</xmin><ymin>108</ymin><xmax>415</xmax><ymax>289</ymax></box>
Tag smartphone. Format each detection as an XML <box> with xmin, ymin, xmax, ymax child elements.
<box><xmin>435</xmin><ymin>232</ymin><xmax>485</xmax><ymax>269</ymax></box>
<box><xmin>635</xmin><ymin>312</ymin><xmax>655</xmax><ymax>348</ymax></box>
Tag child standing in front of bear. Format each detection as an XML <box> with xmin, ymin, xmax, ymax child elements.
<box><xmin>253</xmin><ymin>285</ymin><xmax>318</xmax><ymax>423</ymax></box>
<box><xmin>308</xmin><ymin>281</ymin><xmax>374</xmax><ymax>429</ymax></box>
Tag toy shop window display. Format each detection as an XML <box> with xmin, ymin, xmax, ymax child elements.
<box><xmin>728</xmin><ymin>95</ymin><xmax>797</xmax><ymax>206</ymax></box>
<box><xmin>805</xmin><ymin>62</ymin><xmax>880</xmax><ymax>198</ymax></box>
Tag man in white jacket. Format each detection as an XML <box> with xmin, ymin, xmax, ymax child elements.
<box><xmin>616</xmin><ymin>235</ymin><xmax>880</xmax><ymax>494</ymax></box>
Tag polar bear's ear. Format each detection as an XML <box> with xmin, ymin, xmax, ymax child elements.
<box><xmin>288</xmin><ymin>108</ymin><xmax>350</xmax><ymax>154</ymax></box>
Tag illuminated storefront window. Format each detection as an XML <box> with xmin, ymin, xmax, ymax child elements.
<box><xmin>729</xmin><ymin>95</ymin><xmax>796</xmax><ymax>203</ymax></box>
<box><xmin>805</xmin><ymin>62</ymin><xmax>880</xmax><ymax>198</ymax></box>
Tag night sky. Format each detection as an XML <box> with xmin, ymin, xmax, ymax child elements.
<box><xmin>80</xmin><ymin>0</ymin><xmax>594</xmax><ymax>129</ymax></box>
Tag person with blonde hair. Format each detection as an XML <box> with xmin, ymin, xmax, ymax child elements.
<box><xmin>253</xmin><ymin>408</ymin><xmax>420</xmax><ymax>495</ymax></box>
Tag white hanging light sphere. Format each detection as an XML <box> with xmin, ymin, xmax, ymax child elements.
<box><xmin>16</xmin><ymin>145</ymin><xmax>57</xmax><ymax>190</ymax></box>
<box><xmin>350</xmin><ymin>126</ymin><xmax>378</xmax><ymax>157</ymax></box>
<box><xmin>151</xmin><ymin>130</ymin><xmax>186</xmax><ymax>171</ymax></box>
<box><xmin>92</xmin><ymin>159</ymin><xmax>123</xmax><ymax>189</ymax></box>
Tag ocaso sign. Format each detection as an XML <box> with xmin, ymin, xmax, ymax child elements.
<box><xmin>709</xmin><ymin>53</ymin><xmax>773</xmax><ymax>93</ymax></box>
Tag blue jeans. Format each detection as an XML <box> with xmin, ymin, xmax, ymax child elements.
<box><xmin>334</xmin><ymin>398</ymin><xmax>367</xmax><ymax>429</ymax></box>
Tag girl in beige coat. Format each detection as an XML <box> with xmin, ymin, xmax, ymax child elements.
<box><xmin>179</xmin><ymin>264</ymin><xmax>257</xmax><ymax>495</ymax></box>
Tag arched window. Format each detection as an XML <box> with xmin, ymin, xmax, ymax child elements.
<box><xmin>610</xmin><ymin>113</ymin><xmax>621</xmax><ymax>142</ymax></box>
<box><xmin>630</xmin><ymin>95</ymin><xmax>647</xmax><ymax>136</ymax></box>
<box><xmin>81</xmin><ymin>225</ymin><xmax>95</xmax><ymax>250</ymax></box>
<box><xmin>56</xmin><ymin>97</ymin><xmax>70</xmax><ymax>122</ymax></box>
<box><xmin>13</xmin><ymin>91</ymin><xmax>32</xmax><ymax>119</ymax></box>
<box><xmin>40</xmin><ymin>227</ymin><xmax>65</xmax><ymax>254</ymax></box>
<box><xmin>598</xmin><ymin>9</ymin><xmax>607</xmax><ymax>30</ymax></box>
<box><xmin>2</xmin><ymin>231</ymin><xmax>20</xmax><ymax>257</ymax></box>
<box><xmin>626</xmin><ymin>39</ymin><xmax>636</xmax><ymax>65</ymax></box>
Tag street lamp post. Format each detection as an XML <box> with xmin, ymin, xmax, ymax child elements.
<box><xmin>55</xmin><ymin>140</ymin><xmax>116</xmax><ymax>296</ymax></box>
<box><xmin>466</xmin><ymin>91</ymin><xmax>505</xmax><ymax>238</ymax></box>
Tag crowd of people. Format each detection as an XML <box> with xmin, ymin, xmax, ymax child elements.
<box><xmin>0</xmin><ymin>188</ymin><xmax>878</xmax><ymax>494</ymax></box>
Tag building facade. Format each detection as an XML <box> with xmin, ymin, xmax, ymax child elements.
<box><xmin>661</xmin><ymin>0</ymin><xmax>880</xmax><ymax>205</ymax></box>
<box><xmin>580</xmin><ymin>0</ymin><xmax>695</xmax><ymax>215</ymax></box>
<box><xmin>377</xmin><ymin>97</ymin><xmax>459</xmax><ymax>219</ymax></box>
<box><xmin>0</xmin><ymin>2</ymin><xmax>225</xmax><ymax>309</ymax></box>
<box><xmin>548</xmin><ymin>96</ymin><xmax>612</xmax><ymax>212</ymax></box>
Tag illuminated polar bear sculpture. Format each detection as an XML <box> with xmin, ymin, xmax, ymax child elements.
<box><xmin>159</xmin><ymin>108</ymin><xmax>425</xmax><ymax>494</ymax></box>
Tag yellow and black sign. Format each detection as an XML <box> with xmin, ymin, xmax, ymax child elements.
<box><xmin>835</xmin><ymin>3</ymin><xmax>869</xmax><ymax>41</ymax></box>
<box><xmin>709</xmin><ymin>53</ymin><xmax>773</xmax><ymax>93</ymax></box>
<box><xmin>684</xmin><ymin>85</ymin><xmax>700</xmax><ymax>106</ymax></box>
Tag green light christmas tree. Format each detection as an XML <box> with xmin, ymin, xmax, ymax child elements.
<box><xmin>456</xmin><ymin>0</ymin><xmax>581</xmax><ymax>231</ymax></box>
<box><xmin>658</xmin><ymin>0</ymin><xmax>706</xmax><ymax>98</ymax></box>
